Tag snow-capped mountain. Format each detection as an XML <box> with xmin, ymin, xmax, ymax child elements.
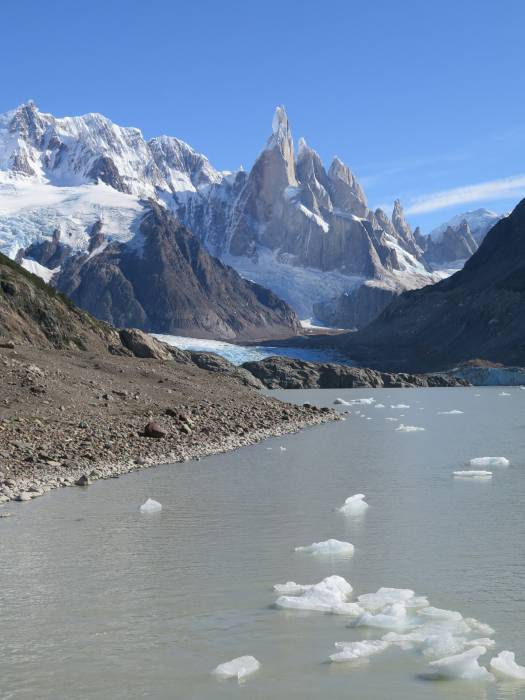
<box><xmin>429</xmin><ymin>208</ymin><xmax>503</xmax><ymax>244</ymax></box>
<box><xmin>0</xmin><ymin>101</ymin><xmax>458</xmax><ymax>329</ymax></box>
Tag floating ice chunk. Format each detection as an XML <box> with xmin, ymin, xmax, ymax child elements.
<box><xmin>355</xmin><ymin>602</ymin><xmax>413</xmax><ymax>631</ymax></box>
<box><xmin>339</xmin><ymin>494</ymin><xmax>369</xmax><ymax>516</ymax></box>
<box><xmin>465</xmin><ymin>618</ymin><xmax>495</xmax><ymax>635</ymax></box>
<box><xmin>330</xmin><ymin>640</ymin><xmax>390</xmax><ymax>663</ymax></box>
<box><xmin>273</xmin><ymin>581</ymin><xmax>312</xmax><ymax>595</ymax></box>
<box><xmin>357</xmin><ymin>588</ymin><xmax>424</xmax><ymax>614</ymax></box>
<box><xmin>520</xmin><ymin>386</ymin><xmax>525</xmax><ymax>391</ymax></box>
<box><xmin>498</xmin><ymin>392</ymin><xmax>511</xmax><ymax>397</ymax></box>
<box><xmin>466</xmin><ymin>638</ymin><xmax>495</xmax><ymax>648</ymax></box>
<box><xmin>375</xmin><ymin>403</ymin><xmax>385</xmax><ymax>408</ymax></box>
<box><xmin>429</xmin><ymin>646</ymin><xmax>494</xmax><ymax>681</ymax></box>
<box><xmin>349</xmin><ymin>397</ymin><xmax>375</xmax><ymax>405</ymax></box>
<box><xmin>385</xmin><ymin>417</ymin><xmax>398</xmax><ymax>422</ymax></box>
<box><xmin>331</xmin><ymin>602</ymin><xmax>365</xmax><ymax>617</ymax></box>
<box><xmin>438</xmin><ymin>410</ymin><xmax>464</xmax><ymax>415</ymax></box>
<box><xmin>213</xmin><ymin>655</ymin><xmax>260</xmax><ymax>680</ymax></box>
<box><xmin>469</xmin><ymin>456</ymin><xmax>509</xmax><ymax>467</ymax></box>
<box><xmin>453</xmin><ymin>470</ymin><xmax>493</xmax><ymax>479</ymax></box>
<box><xmin>422</xmin><ymin>633</ymin><xmax>467</xmax><ymax>658</ymax></box>
<box><xmin>490</xmin><ymin>650</ymin><xmax>525</xmax><ymax>680</ymax></box>
<box><xmin>382</xmin><ymin>631</ymin><xmax>427</xmax><ymax>650</ymax></box>
<box><xmin>275</xmin><ymin>575</ymin><xmax>353</xmax><ymax>613</ymax></box>
<box><xmin>418</xmin><ymin>607</ymin><xmax>464</xmax><ymax>623</ymax></box>
<box><xmin>391</xmin><ymin>404</ymin><xmax>410</xmax><ymax>409</ymax></box>
<box><xmin>139</xmin><ymin>498</ymin><xmax>162</xmax><ymax>513</ymax></box>
<box><xmin>396</xmin><ymin>424</ymin><xmax>425</xmax><ymax>432</ymax></box>
<box><xmin>295</xmin><ymin>538</ymin><xmax>354</xmax><ymax>555</ymax></box>
<box><xmin>334</xmin><ymin>398</ymin><xmax>350</xmax><ymax>405</ymax></box>
<box><xmin>279</xmin><ymin>446</ymin><xmax>287</xmax><ymax>452</ymax></box>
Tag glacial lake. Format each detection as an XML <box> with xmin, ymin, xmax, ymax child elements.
<box><xmin>1</xmin><ymin>386</ymin><xmax>525</xmax><ymax>699</ymax></box>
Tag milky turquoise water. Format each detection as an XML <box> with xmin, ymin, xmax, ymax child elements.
<box><xmin>1</xmin><ymin>387</ymin><xmax>524</xmax><ymax>699</ymax></box>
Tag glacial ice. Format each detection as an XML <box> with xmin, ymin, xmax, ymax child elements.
<box><xmin>350</xmin><ymin>397</ymin><xmax>375</xmax><ymax>405</ymax></box>
<box><xmin>273</xmin><ymin>581</ymin><xmax>312</xmax><ymax>595</ymax></box>
<box><xmin>490</xmin><ymin>650</ymin><xmax>525</xmax><ymax>680</ymax></box>
<box><xmin>334</xmin><ymin>398</ymin><xmax>350</xmax><ymax>405</ymax></box>
<box><xmin>355</xmin><ymin>602</ymin><xmax>414</xmax><ymax>631</ymax></box>
<box><xmin>498</xmin><ymin>392</ymin><xmax>511</xmax><ymax>396</ymax></box>
<box><xmin>391</xmin><ymin>404</ymin><xmax>410</xmax><ymax>409</ymax></box>
<box><xmin>422</xmin><ymin>633</ymin><xmax>467</xmax><ymax>658</ymax></box>
<box><xmin>330</xmin><ymin>640</ymin><xmax>390</xmax><ymax>663</ymax></box>
<box><xmin>279</xmin><ymin>446</ymin><xmax>287</xmax><ymax>452</ymax></box>
<box><xmin>453</xmin><ymin>470</ymin><xmax>493</xmax><ymax>478</ymax></box>
<box><xmin>396</xmin><ymin>424</ymin><xmax>425</xmax><ymax>432</ymax></box>
<box><xmin>275</xmin><ymin>575</ymin><xmax>354</xmax><ymax>613</ymax></box>
<box><xmin>375</xmin><ymin>403</ymin><xmax>385</xmax><ymax>408</ymax></box>
<box><xmin>385</xmin><ymin>417</ymin><xmax>399</xmax><ymax>422</ymax></box>
<box><xmin>465</xmin><ymin>618</ymin><xmax>495</xmax><ymax>635</ymax></box>
<box><xmin>139</xmin><ymin>498</ymin><xmax>162</xmax><ymax>513</ymax></box>
<box><xmin>339</xmin><ymin>494</ymin><xmax>369</xmax><ymax>516</ymax></box>
<box><xmin>428</xmin><ymin>645</ymin><xmax>494</xmax><ymax>681</ymax></box>
<box><xmin>213</xmin><ymin>655</ymin><xmax>260</xmax><ymax>680</ymax></box>
<box><xmin>465</xmin><ymin>638</ymin><xmax>495</xmax><ymax>648</ymax></box>
<box><xmin>469</xmin><ymin>457</ymin><xmax>509</xmax><ymax>467</ymax></box>
<box><xmin>295</xmin><ymin>539</ymin><xmax>355</xmax><ymax>555</ymax></box>
<box><xmin>357</xmin><ymin>588</ymin><xmax>428</xmax><ymax>613</ymax></box>
<box><xmin>438</xmin><ymin>410</ymin><xmax>464</xmax><ymax>415</ymax></box>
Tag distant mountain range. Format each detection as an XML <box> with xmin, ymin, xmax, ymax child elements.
<box><xmin>332</xmin><ymin>199</ymin><xmax>524</xmax><ymax>371</ymax></box>
<box><xmin>0</xmin><ymin>101</ymin><xmax>506</xmax><ymax>337</ymax></box>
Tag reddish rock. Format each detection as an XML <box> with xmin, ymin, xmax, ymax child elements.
<box><xmin>144</xmin><ymin>421</ymin><xmax>166</xmax><ymax>439</ymax></box>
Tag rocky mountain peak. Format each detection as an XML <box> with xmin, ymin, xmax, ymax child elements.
<box><xmin>327</xmin><ymin>156</ymin><xmax>368</xmax><ymax>216</ymax></box>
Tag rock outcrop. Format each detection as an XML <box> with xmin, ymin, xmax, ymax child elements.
<box><xmin>242</xmin><ymin>356</ymin><xmax>468</xmax><ymax>389</ymax></box>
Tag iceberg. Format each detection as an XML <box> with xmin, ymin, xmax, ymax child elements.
<box><xmin>490</xmin><ymin>650</ymin><xmax>525</xmax><ymax>680</ymax></box>
<box><xmin>355</xmin><ymin>602</ymin><xmax>414</xmax><ymax>631</ymax></box>
<box><xmin>139</xmin><ymin>498</ymin><xmax>162</xmax><ymax>513</ymax></box>
<box><xmin>396</xmin><ymin>424</ymin><xmax>425</xmax><ymax>432</ymax></box>
<box><xmin>438</xmin><ymin>410</ymin><xmax>464</xmax><ymax>415</ymax></box>
<box><xmin>498</xmin><ymin>392</ymin><xmax>511</xmax><ymax>396</ymax></box>
<box><xmin>385</xmin><ymin>417</ymin><xmax>399</xmax><ymax>422</ymax></box>
<box><xmin>469</xmin><ymin>457</ymin><xmax>509</xmax><ymax>467</ymax></box>
<box><xmin>339</xmin><ymin>494</ymin><xmax>369</xmax><ymax>516</ymax></box>
<box><xmin>273</xmin><ymin>581</ymin><xmax>313</xmax><ymax>595</ymax></box>
<box><xmin>465</xmin><ymin>638</ymin><xmax>495</xmax><ymax>648</ymax></box>
<box><xmin>374</xmin><ymin>403</ymin><xmax>385</xmax><ymax>408</ymax></box>
<box><xmin>391</xmin><ymin>404</ymin><xmax>410</xmax><ymax>409</ymax></box>
<box><xmin>358</xmin><ymin>588</ymin><xmax>427</xmax><ymax>614</ymax></box>
<box><xmin>275</xmin><ymin>575</ymin><xmax>354</xmax><ymax>613</ymax></box>
<box><xmin>213</xmin><ymin>655</ymin><xmax>260</xmax><ymax>680</ymax></box>
<box><xmin>429</xmin><ymin>645</ymin><xmax>494</xmax><ymax>681</ymax></box>
<box><xmin>279</xmin><ymin>446</ymin><xmax>287</xmax><ymax>452</ymax></box>
<box><xmin>422</xmin><ymin>633</ymin><xmax>467</xmax><ymax>658</ymax></box>
<box><xmin>334</xmin><ymin>398</ymin><xmax>350</xmax><ymax>405</ymax></box>
<box><xmin>465</xmin><ymin>618</ymin><xmax>495</xmax><ymax>635</ymax></box>
<box><xmin>453</xmin><ymin>470</ymin><xmax>493</xmax><ymax>478</ymax></box>
<box><xmin>349</xmin><ymin>397</ymin><xmax>375</xmax><ymax>405</ymax></box>
<box><xmin>295</xmin><ymin>539</ymin><xmax>355</xmax><ymax>555</ymax></box>
<box><xmin>330</xmin><ymin>640</ymin><xmax>390</xmax><ymax>663</ymax></box>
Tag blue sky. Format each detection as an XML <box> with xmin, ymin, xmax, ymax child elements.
<box><xmin>1</xmin><ymin>0</ymin><xmax>524</xmax><ymax>230</ymax></box>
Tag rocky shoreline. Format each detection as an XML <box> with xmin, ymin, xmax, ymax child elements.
<box><xmin>0</xmin><ymin>345</ymin><xmax>338</xmax><ymax>509</ymax></box>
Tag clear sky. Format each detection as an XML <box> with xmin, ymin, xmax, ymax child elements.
<box><xmin>1</xmin><ymin>0</ymin><xmax>525</xmax><ymax>231</ymax></box>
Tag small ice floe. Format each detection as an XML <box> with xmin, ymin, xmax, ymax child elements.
<box><xmin>390</xmin><ymin>404</ymin><xmax>410</xmax><ymax>409</ymax></box>
<box><xmin>139</xmin><ymin>498</ymin><xmax>162</xmax><ymax>513</ymax></box>
<box><xmin>396</xmin><ymin>424</ymin><xmax>425</xmax><ymax>432</ymax></box>
<box><xmin>498</xmin><ymin>392</ymin><xmax>511</xmax><ymax>397</ymax></box>
<box><xmin>357</xmin><ymin>588</ymin><xmax>428</xmax><ymax>614</ymax></box>
<box><xmin>266</xmin><ymin>447</ymin><xmax>273</xmax><ymax>450</ymax></box>
<box><xmin>438</xmin><ymin>410</ymin><xmax>464</xmax><ymax>415</ymax></box>
<box><xmin>274</xmin><ymin>575</ymin><xmax>354</xmax><ymax>613</ymax></box>
<box><xmin>465</xmin><ymin>638</ymin><xmax>496</xmax><ymax>648</ymax></box>
<box><xmin>465</xmin><ymin>618</ymin><xmax>495</xmax><ymax>635</ymax></box>
<box><xmin>339</xmin><ymin>494</ymin><xmax>369</xmax><ymax>516</ymax></box>
<box><xmin>273</xmin><ymin>581</ymin><xmax>313</xmax><ymax>595</ymax></box>
<box><xmin>334</xmin><ymin>398</ymin><xmax>350</xmax><ymax>405</ymax></box>
<box><xmin>428</xmin><ymin>645</ymin><xmax>494</xmax><ymax>681</ymax></box>
<box><xmin>330</xmin><ymin>640</ymin><xmax>390</xmax><ymax>663</ymax></box>
<box><xmin>470</xmin><ymin>456</ymin><xmax>509</xmax><ymax>467</ymax></box>
<box><xmin>213</xmin><ymin>655</ymin><xmax>260</xmax><ymax>681</ymax></box>
<box><xmin>374</xmin><ymin>403</ymin><xmax>385</xmax><ymax>408</ymax></box>
<box><xmin>354</xmin><ymin>602</ymin><xmax>413</xmax><ymax>631</ymax></box>
<box><xmin>490</xmin><ymin>650</ymin><xmax>525</xmax><ymax>680</ymax></box>
<box><xmin>520</xmin><ymin>386</ymin><xmax>525</xmax><ymax>391</ymax></box>
<box><xmin>295</xmin><ymin>539</ymin><xmax>354</xmax><ymax>556</ymax></box>
<box><xmin>453</xmin><ymin>470</ymin><xmax>493</xmax><ymax>479</ymax></box>
<box><xmin>385</xmin><ymin>417</ymin><xmax>398</xmax><ymax>422</ymax></box>
<box><xmin>350</xmin><ymin>397</ymin><xmax>375</xmax><ymax>405</ymax></box>
<box><xmin>279</xmin><ymin>446</ymin><xmax>287</xmax><ymax>452</ymax></box>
